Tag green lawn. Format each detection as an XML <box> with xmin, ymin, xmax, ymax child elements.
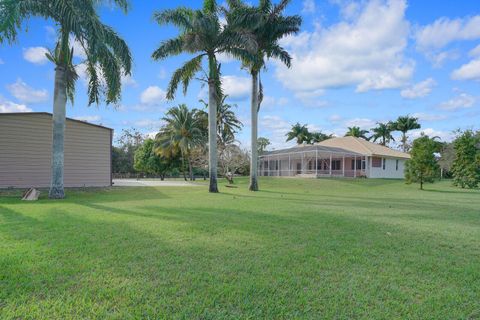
<box><xmin>1</xmin><ymin>178</ymin><xmax>479</xmax><ymax>319</ymax></box>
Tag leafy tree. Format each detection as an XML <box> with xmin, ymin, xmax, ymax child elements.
<box><xmin>112</xmin><ymin>129</ymin><xmax>145</xmax><ymax>176</ymax></box>
<box><xmin>225</xmin><ymin>0</ymin><xmax>301</xmax><ymax>191</ymax></box>
<box><xmin>286</xmin><ymin>123</ymin><xmax>311</xmax><ymax>145</ymax></box>
<box><xmin>156</xmin><ymin>105</ymin><xmax>204</xmax><ymax>181</ymax></box>
<box><xmin>310</xmin><ymin>131</ymin><xmax>332</xmax><ymax>143</ymax></box>
<box><xmin>257</xmin><ymin>137</ymin><xmax>271</xmax><ymax>154</ymax></box>
<box><xmin>392</xmin><ymin>116</ymin><xmax>421</xmax><ymax>152</ymax></box>
<box><xmin>345</xmin><ymin>126</ymin><xmax>369</xmax><ymax>140</ymax></box>
<box><xmin>0</xmin><ymin>0</ymin><xmax>132</xmax><ymax>198</ymax></box>
<box><xmin>405</xmin><ymin>135</ymin><xmax>440</xmax><ymax>190</ymax></box>
<box><xmin>451</xmin><ymin>130</ymin><xmax>480</xmax><ymax>189</ymax></box>
<box><xmin>152</xmin><ymin>0</ymin><xmax>255</xmax><ymax>193</ymax></box>
<box><xmin>371</xmin><ymin>122</ymin><xmax>395</xmax><ymax>146</ymax></box>
<box><xmin>134</xmin><ymin>139</ymin><xmax>172</xmax><ymax>180</ymax></box>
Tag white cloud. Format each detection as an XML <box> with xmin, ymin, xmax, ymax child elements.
<box><xmin>329</xmin><ymin>114</ymin><xmax>343</xmax><ymax>123</ymax></box>
<box><xmin>7</xmin><ymin>79</ymin><xmax>49</xmax><ymax>104</ymax></box>
<box><xmin>411</xmin><ymin>112</ymin><xmax>447</xmax><ymax>122</ymax></box>
<box><xmin>0</xmin><ymin>96</ymin><xmax>32</xmax><ymax>113</ymax></box>
<box><xmin>276</xmin><ymin>0</ymin><xmax>412</xmax><ymax>96</ymax></box>
<box><xmin>133</xmin><ymin>119</ymin><xmax>164</xmax><ymax>129</ymax></box>
<box><xmin>222</xmin><ymin>75</ymin><xmax>250</xmax><ymax>100</ymax></box>
<box><xmin>302</xmin><ymin>0</ymin><xmax>316</xmax><ymax>14</ymax></box>
<box><xmin>415</xmin><ymin>15</ymin><xmax>480</xmax><ymax>50</ymax></box>
<box><xmin>411</xmin><ymin>128</ymin><xmax>454</xmax><ymax>142</ymax></box>
<box><xmin>140</xmin><ymin>86</ymin><xmax>166</xmax><ymax>105</ymax></box>
<box><xmin>0</xmin><ymin>58</ymin><xmax>4</xmax><ymax>64</ymax></box>
<box><xmin>23</xmin><ymin>47</ymin><xmax>49</xmax><ymax>65</ymax></box>
<box><xmin>259</xmin><ymin>115</ymin><xmax>294</xmax><ymax>149</ymax></box>
<box><xmin>344</xmin><ymin>118</ymin><xmax>376</xmax><ymax>129</ymax></box>
<box><xmin>438</xmin><ymin>93</ymin><xmax>476</xmax><ymax>111</ymax></box>
<box><xmin>73</xmin><ymin>115</ymin><xmax>101</xmax><ymax>123</ymax></box>
<box><xmin>451</xmin><ymin>59</ymin><xmax>480</xmax><ymax>81</ymax></box>
<box><xmin>469</xmin><ymin>44</ymin><xmax>480</xmax><ymax>57</ymax></box>
<box><xmin>121</xmin><ymin>74</ymin><xmax>137</xmax><ymax>87</ymax></box>
<box><xmin>400</xmin><ymin>78</ymin><xmax>436</xmax><ymax>99</ymax></box>
<box><xmin>262</xmin><ymin>96</ymin><xmax>289</xmax><ymax>108</ymax></box>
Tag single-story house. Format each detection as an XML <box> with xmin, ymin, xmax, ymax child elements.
<box><xmin>258</xmin><ymin>136</ymin><xmax>410</xmax><ymax>179</ymax></box>
<box><xmin>0</xmin><ymin>112</ymin><xmax>113</xmax><ymax>188</ymax></box>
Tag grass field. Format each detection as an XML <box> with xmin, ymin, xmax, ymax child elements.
<box><xmin>1</xmin><ymin>178</ymin><xmax>479</xmax><ymax>319</ymax></box>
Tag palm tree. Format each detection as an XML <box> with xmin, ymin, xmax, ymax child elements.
<box><xmin>345</xmin><ymin>126</ymin><xmax>369</xmax><ymax>140</ymax></box>
<box><xmin>286</xmin><ymin>123</ymin><xmax>311</xmax><ymax>145</ymax></box>
<box><xmin>225</xmin><ymin>0</ymin><xmax>301</xmax><ymax>191</ymax></box>
<box><xmin>156</xmin><ymin>105</ymin><xmax>204</xmax><ymax>181</ymax></box>
<box><xmin>198</xmin><ymin>95</ymin><xmax>243</xmax><ymax>147</ymax></box>
<box><xmin>152</xmin><ymin>0</ymin><xmax>256</xmax><ymax>193</ymax></box>
<box><xmin>392</xmin><ymin>116</ymin><xmax>421</xmax><ymax>152</ymax></box>
<box><xmin>0</xmin><ymin>0</ymin><xmax>132</xmax><ymax>199</ymax></box>
<box><xmin>371</xmin><ymin>122</ymin><xmax>395</xmax><ymax>146</ymax></box>
<box><xmin>310</xmin><ymin>131</ymin><xmax>332</xmax><ymax>144</ymax></box>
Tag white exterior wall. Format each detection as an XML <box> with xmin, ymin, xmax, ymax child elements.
<box><xmin>368</xmin><ymin>157</ymin><xmax>406</xmax><ymax>179</ymax></box>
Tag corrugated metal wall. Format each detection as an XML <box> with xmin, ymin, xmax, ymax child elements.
<box><xmin>0</xmin><ymin>113</ymin><xmax>112</xmax><ymax>188</ymax></box>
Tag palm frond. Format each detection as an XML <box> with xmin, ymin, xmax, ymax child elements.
<box><xmin>152</xmin><ymin>36</ymin><xmax>186</xmax><ymax>60</ymax></box>
<box><xmin>166</xmin><ymin>55</ymin><xmax>204</xmax><ymax>100</ymax></box>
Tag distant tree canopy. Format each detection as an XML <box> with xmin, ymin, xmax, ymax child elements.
<box><xmin>112</xmin><ymin>129</ymin><xmax>145</xmax><ymax>175</ymax></box>
<box><xmin>405</xmin><ymin>135</ymin><xmax>440</xmax><ymax>190</ymax></box>
<box><xmin>286</xmin><ymin>123</ymin><xmax>331</xmax><ymax>145</ymax></box>
<box><xmin>451</xmin><ymin>130</ymin><xmax>480</xmax><ymax>189</ymax></box>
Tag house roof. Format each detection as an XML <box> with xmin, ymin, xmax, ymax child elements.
<box><xmin>0</xmin><ymin>112</ymin><xmax>112</xmax><ymax>131</ymax></box>
<box><xmin>317</xmin><ymin>136</ymin><xmax>411</xmax><ymax>159</ymax></box>
<box><xmin>261</xmin><ymin>144</ymin><xmax>363</xmax><ymax>157</ymax></box>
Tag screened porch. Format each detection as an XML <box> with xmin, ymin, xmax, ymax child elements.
<box><xmin>258</xmin><ymin>145</ymin><xmax>367</xmax><ymax>178</ymax></box>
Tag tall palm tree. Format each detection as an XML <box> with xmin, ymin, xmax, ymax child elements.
<box><xmin>393</xmin><ymin>116</ymin><xmax>421</xmax><ymax>152</ymax></box>
<box><xmin>152</xmin><ymin>0</ymin><xmax>256</xmax><ymax>193</ymax></box>
<box><xmin>156</xmin><ymin>105</ymin><xmax>204</xmax><ymax>181</ymax></box>
<box><xmin>371</xmin><ymin>122</ymin><xmax>395</xmax><ymax>146</ymax></box>
<box><xmin>0</xmin><ymin>0</ymin><xmax>132</xmax><ymax>199</ymax></box>
<box><xmin>286</xmin><ymin>123</ymin><xmax>311</xmax><ymax>145</ymax></box>
<box><xmin>198</xmin><ymin>95</ymin><xmax>243</xmax><ymax>147</ymax></box>
<box><xmin>345</xmin><ymin>126</ymin><xmax>369</xmax><ymax>140</ymax></box>
<box><xmin>226</xmin><ymin>0</ymin><xmax>301</xmax><ymax>191</ymax></box>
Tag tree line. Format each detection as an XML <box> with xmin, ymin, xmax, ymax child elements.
<box><xmin>286</xmin><ymin>115</ymin><xmax>421</xmax><ymax>152</ymax></box>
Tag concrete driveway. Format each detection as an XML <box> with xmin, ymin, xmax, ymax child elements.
<box><xmin>112</xmin><ymin>179</ymin><xmax>201</xmax><ymax>187</ymax></box>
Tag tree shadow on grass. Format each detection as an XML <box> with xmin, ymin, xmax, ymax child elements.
<box><xmin>1</xmin><ymin>198</ymin><xmax>480</xmax><ymax>319</ymax></box>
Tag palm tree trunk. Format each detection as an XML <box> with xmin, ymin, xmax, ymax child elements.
<box><xmin>49</xmin><ymin>65</ymin><xmax>67</xmax><ymax>199</ymax></box>
<box><xmin>207</xmin><ymin>55</ymin><xmax>219</xmax><ymax>193</ymax></box>
<box><xmin>402</xmin><ymin>132</ymin><xmax>407</xmax><ymax>152</ymax></box>
<box><xmin>188</xmin><ymin>157</ymin><xmax>193</xmax><ymax>181</ymax></box>
<box><xmin>249</xmin><ymin>70</ymin><xmax>259</xmax><ymax>191</ymax></box>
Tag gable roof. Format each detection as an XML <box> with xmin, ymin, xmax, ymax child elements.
<box><xmin>318</xmin><ymin>136</ymin><xmax>411</xmax><ymax>159</ymax></box>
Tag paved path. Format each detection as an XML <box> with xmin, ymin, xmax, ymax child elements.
<box><xmin>112</xmin><ymin>179</ymin><xmax>201</xmax><ymax>187</ymax></box>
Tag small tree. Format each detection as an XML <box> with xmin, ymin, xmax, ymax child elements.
<box><xmin>405</xmin><ymin>135</ymin><xmax>440</xmax><ymax>190</ymax></box>
<box><xmin>451</xmin><ymin>130</ymin><xmax>480</xmax><ymax>189</ymax></box>
<box><xmin>257</xmin><ymin>137</ymin><xmax>271</xmax><ymax>155</ymax></box>
<box><xmin>134</xmin><ymin>139</ymin><xmax>173</xmax><ymax>180</ymax></box>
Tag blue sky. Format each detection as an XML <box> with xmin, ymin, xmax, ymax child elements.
<box><xmin>0</xmin><ymin>0</ymin><xmax>479</xmax><ymax>149</ymax></box>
